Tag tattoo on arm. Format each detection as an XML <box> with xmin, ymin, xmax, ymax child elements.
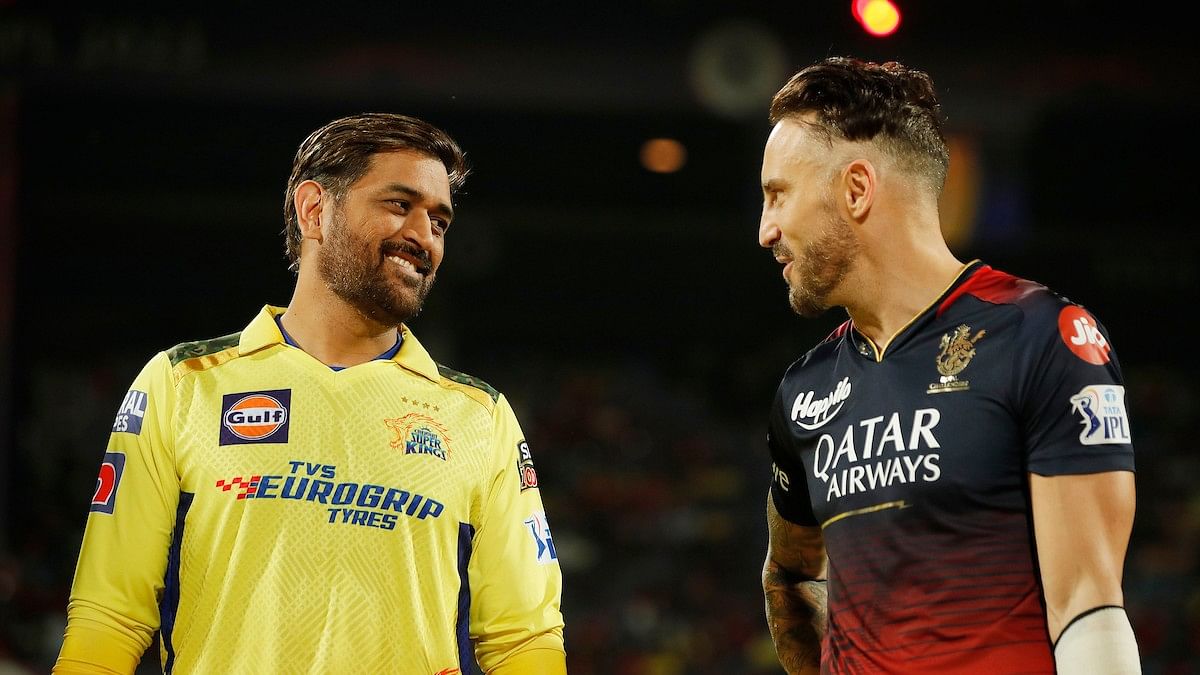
<box><xmin>764</xmin><ymin>572</ymin><xmax>827</xmax><ymax>673</ymax></box>
<box><xmin>764</xmin><ymin>495</ymin><xmax>827</xmax><ymax>675</ymax></box>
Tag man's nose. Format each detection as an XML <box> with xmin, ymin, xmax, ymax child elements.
<box><xmin>402</xmin><ymin>210</ymin><xmax>436</xmax><ymax>249</ymax></box>
<box><xmin>758</xmin><ymin>210</ymin><xmax>781</xmax><ymax>249</ymax></box>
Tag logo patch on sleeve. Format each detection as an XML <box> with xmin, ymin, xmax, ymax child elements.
<box><xmin>524</xmin><ymin>510</ymin><xmax>558</xmax><ymax>564</ymax></box>
<box><xmin>220</xmin><ymin>390</ymin><xmax>291</xmax><ymax>445</ymax></box>
<box><xmin>112</xmin><ymin>390</ymin><xmax>148</xmax><ymax>434</ymax></box>
<box><xmin>1058</xmin><ymin>306</ymin><xmax>1111</xmax><ymax>365</ymax></box>
<box><xmin>91</xmin><ymin>452</ymin><xmax>125</xmax><ymax>514</ymax></box>
<box><xmin>517</xmin><ymin>440</ymin><xmax>539</xmax><ymax>491</ymax></box>
<box><xmin>1070</xmin><ymin>384</ymin><xmax>1131</xmax><ymax>445</ymax></box>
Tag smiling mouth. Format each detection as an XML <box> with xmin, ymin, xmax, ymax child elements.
<box><xmin>383</xmin><ymin>248</ymin><xmax>432</xmax><ymax>275</ymax></box>
<box><xmin>387</xmin><ymin>255</ymin><xmax>419</xmax><ymax>273</ymax></box>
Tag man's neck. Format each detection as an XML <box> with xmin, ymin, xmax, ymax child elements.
<box><xmin>280</xmin><ymin>276</ymin><xmax>400</xmax><ymax>368</ymax></box>
<box><xmin>842</xmin><ymin>236</ymin><xmax>966</xmax><ymax>349</ymax></box>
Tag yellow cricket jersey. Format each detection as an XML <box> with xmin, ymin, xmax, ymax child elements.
<box><xmin>55</xmin><ymin>306</ymin><xmax>565</xmax><ymax>675</ymax></box>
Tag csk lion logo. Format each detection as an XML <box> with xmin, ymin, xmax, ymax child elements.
<box><xmin>385</xmin><ymin>413</ymin><xmax>453</xmax><ymax>461</ymax></box>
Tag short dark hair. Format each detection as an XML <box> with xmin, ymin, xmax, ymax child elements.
<box><xmin>283</xmin><ymin>113</ymin><xmax>469</xmax><ymax>270</ymax></box>
<box><xmin>769</xmin><ymin>57</ymin><xmax>949</xmax><ymax>193</ymax></box>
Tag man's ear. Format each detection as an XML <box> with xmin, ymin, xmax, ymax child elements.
<box><xmin>294</xmin><ymin>180</ymin><xmax>326</xmax><ymax>243</ymax></box>
<box><xmin>839</xmin><ymin>159</ymin><xmax>876</xmax><ymax>223</ymax></box>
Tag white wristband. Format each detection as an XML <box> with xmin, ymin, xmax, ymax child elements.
<box><xmin>1053</xmin><ymin>606</ymin><xmax>1141</xmax><ymax>675</ymax></box>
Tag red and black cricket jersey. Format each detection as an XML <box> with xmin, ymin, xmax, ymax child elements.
<box><xmin>768</xmin><ymin>261</ymin><xmax>1135</xmax><ymax>674</ymax></box>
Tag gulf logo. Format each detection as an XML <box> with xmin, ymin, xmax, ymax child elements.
<box><xmin>219</xmin><ymin>389</ymin><xmax>292</xmax><ymax>446</ymax></box>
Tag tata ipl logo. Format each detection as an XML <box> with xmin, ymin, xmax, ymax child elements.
<box><xmin>525</xmin><ymin>511</ymin><xmax>558</xmax><ymax>565</ymax></box>
<box><xmin>1070</xmin><ymin>384</ymin><xmax>1131</xmax><ymax>445</ymax></box>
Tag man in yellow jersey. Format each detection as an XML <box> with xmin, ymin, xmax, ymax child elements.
<box><xmin>55</xmin><ymin>114</ymin><xmax>566</xmax><ymax>674</ymax></box>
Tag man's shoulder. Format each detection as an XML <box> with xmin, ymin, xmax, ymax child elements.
<box><xmin>982</xmin><ymin>269</ymin><xmax>1094</xmax><ymax>331</ymax></box>
<box><xmin>435</xmin><ymin>363</ymin><xmax>501</xmax><ymax>405</ymax></box>
<box><xmin>948</xmin><ymin>268</ymin><xmax>1121</xmax><ymax>363</ymax></box>
<box><xmin>941</xmin><ymin>265</ymin><xmax>1093</xmax><ymax>334</ymax></box>
<box><xmin>779</xmin><ymin>321</ymin><xmax>848</xmax><ymax>385</ymax></box>
<box><xmin>803</xmin><ymin>320</ymin><xmax>850</xmax><ymax>364</ymax></box>
<box><xmin>944</xmin><ymin>265</ymin><xmax>1069</xmax><ymax>317</ymax></box>
<box><xmin>165</xmin><ymin>331</ymin><xmax>243</xmax><ymax>370</ymax></box>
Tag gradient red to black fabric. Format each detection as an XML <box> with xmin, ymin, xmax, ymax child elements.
<box><xmin>822</xmin><ymin>509</ymin><xmax>1054</xmax><ymax>674</ymax></box>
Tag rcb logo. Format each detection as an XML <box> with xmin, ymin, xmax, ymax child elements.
<box><xmin>928</xmin><ymin>324</ymin><xmax>986</xmax><ymax>394</ymax></box>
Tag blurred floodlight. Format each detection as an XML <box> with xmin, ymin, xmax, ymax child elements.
<box><xmin>856</xmin><ymin>0</ymin><xmax>901</xmax><ymax>37</ymax></box>
<box><xmin>640</xmin><ymin>138</ymin><xmax>688</xmax><ymax>173</ymax></box>
<box><xmin>851</xmin><ymin>0</ymin><xmax>870</xmax><ymax>21</ymax></box>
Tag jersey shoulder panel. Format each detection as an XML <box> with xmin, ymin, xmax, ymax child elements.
<box><xmin>821</xmin><ymin>319</ymin><xmax>852</xmax><ymax>345</ymax></box>
<box><xmin>993</xmin><ymin>276</ymin><xmax>1090</xmax><ymax>342</ymax></box>
<box><xmin>939</xmin><ymin>266</ymin><xmax>1087</xmax><ymax>336</ymax></box>
<box><xmin>785</xmin><ymin>323</ymin><xmax>847</xmax><ymax>380</ymax></box>
<box><xmin>937</xmin><ymin>265</ymin><xmax>1047</xmax><ymax>316</ymax></box>
<box><xmin>1014</xmin><ymin>287</ymin><xmax>1081</xmax><ymax>336</ymax></box>
<box><xmin>166</xmin><ymin>332</ymin><xmax>242</xmax><ymax>378</ymax></box>
<box><xmin>435</xmin><ymin>363</ymin><xmax>500</xmax><ymax>409</ymax></box>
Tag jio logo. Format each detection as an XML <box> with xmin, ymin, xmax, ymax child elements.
<box><xmin>1057</xmin><ymin>306</ymin><xmax>1111</xmax><ymax>365</ymax></box>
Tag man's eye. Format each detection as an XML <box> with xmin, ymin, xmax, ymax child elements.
<box><xmin>432</xmin><ymin>219</ymin><xmax>449</xmax><ymax>234</ymax></box>
<box><xmin>389</xmin><ymin>200</ymin><xmax>409</xmax><ymax>211</ymax></box>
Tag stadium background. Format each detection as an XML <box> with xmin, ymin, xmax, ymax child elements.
<box><xmin>0</xmin><ymin>3</ymin><xmax>1196</xmax><ymax>673</ymax></box>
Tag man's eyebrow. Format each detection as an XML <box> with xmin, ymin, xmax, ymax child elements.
<box><xmin>382</xmin><ymin>183</ymin><xmax>454</xmax><ymax>221</ymax></box>
<box><xmin>762</xmin><ymin>178</ymin><xmax>788</xmax><ymax>193</ymax></box>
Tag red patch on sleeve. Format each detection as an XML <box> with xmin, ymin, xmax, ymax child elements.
<box><xmin>1057</xmin><ymin>306</ymin><xmax>1111</xmax><ymax>364</ymax></box>
<box><xmin>90</xmin><ymin>452</ymin><xmax>125</xmax><ymax>514</ymax></box>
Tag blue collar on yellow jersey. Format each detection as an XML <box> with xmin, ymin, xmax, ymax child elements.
<box><xmin>238</xmin><ymin>306</ymin><xmax>442</xmax><ymax>384</ymax></box>
<box><xmin>272</xmin><ymin>313</ymin><xmax>402</xmax><ymax>371</ymax></box>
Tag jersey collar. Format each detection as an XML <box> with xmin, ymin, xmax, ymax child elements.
<box><xmin>239</xmin><ymin>305</ymin><xmax>441</xmax><ymax>383</ymax></box>
<box><xmin>848</xmin><ymin>260</ymin><xmax>986</xmax><ymax>362</ymax></box>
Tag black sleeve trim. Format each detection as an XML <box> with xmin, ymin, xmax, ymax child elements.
<box><xmin>1051</xmin><ymin>604</ymin><xmax>1126</xmax><ymax>651</ymax></box>
<box><xmin>771</xmin><ymin>482</ymin><xmax>818</xmax><ymax>527</ymax></box>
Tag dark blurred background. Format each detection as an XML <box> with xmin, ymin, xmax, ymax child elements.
<box><xmin>1</xmin><ymin>2</ymin><xmax>1197</xmax><ymax>673</ymax></box>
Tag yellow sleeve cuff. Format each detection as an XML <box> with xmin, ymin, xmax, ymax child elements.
<box><xmin>54</xmin><ymin>619</ymin><xmax>145</xmax><ymax>675</ymax></box>
<box><xmin>488</xmin><ymin>647</ymin><xmax>567</xmax><ymax>675</ymax></box>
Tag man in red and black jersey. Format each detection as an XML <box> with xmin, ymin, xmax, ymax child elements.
<box><xmin>757</xmin><ymin>57</ymin><xmax>1139</xmax><ymax>674</ymax></box>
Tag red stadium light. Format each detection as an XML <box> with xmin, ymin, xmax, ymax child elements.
<box><xmin>851</xmin><ymin>0</ymin><xmax>871</xmax><ymax>22</ymax></box>
<box><xmin>853</xmin><ymin>0</ymin><xmax>901</xmax><ymax>37</ymax></box>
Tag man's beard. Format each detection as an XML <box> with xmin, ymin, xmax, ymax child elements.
<box><xmin>317</xmin><ymin>209</ymin><xmax>436</xmax><ymax>327</ymax></box>
<box><xmin>779</xmin><ymin>210</ymin><xmax>858</xmax><ymax>318</ymax></box>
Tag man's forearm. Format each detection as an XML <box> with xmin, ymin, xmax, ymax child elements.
<box><xmin>764</xmin><ymin>569</ymin><xmax>827</xmax><ymax>675</ymax></box>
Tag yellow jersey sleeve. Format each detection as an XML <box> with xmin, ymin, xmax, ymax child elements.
<box><xmin>470</xmin><ymin>394</ymin><xmax>566</xmax><ymax>673</ymax></box>
<box><xmin>55</xmin><ymin>351</ymin><xmax>180</xmax><ymax>674</ymax></box>
<box><xmin>490</xmin><ymin>648</ymin><xmax>568</xmax><ymax>675</ymax></box>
